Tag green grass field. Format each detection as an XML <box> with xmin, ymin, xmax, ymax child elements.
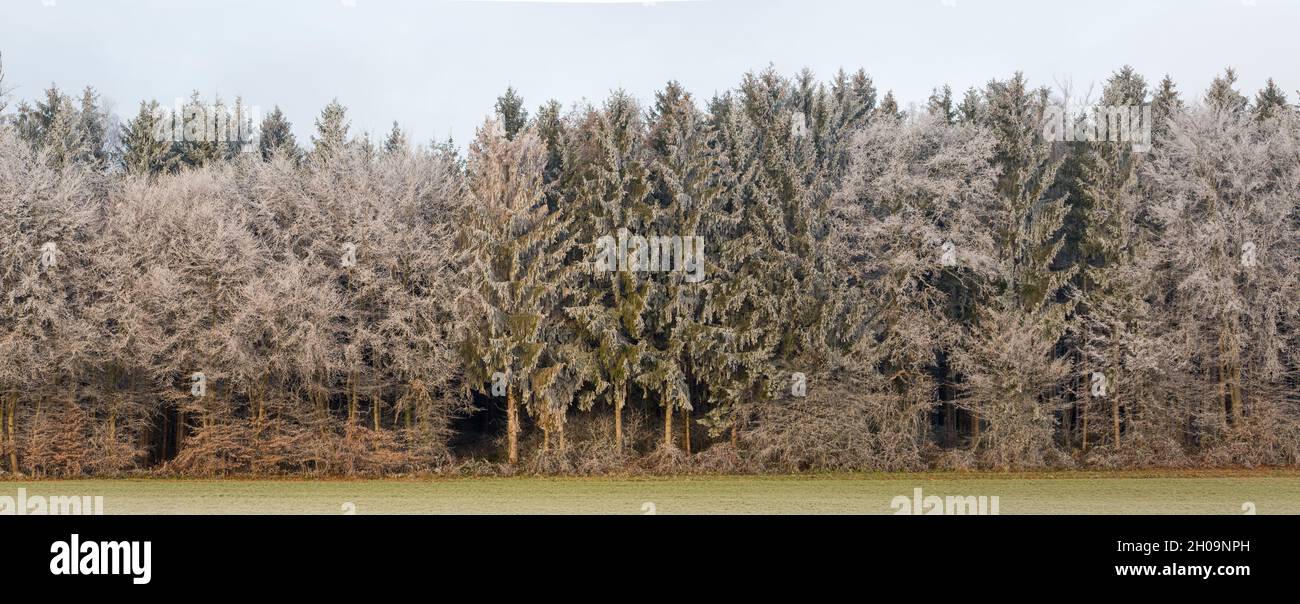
<box><xmin>5</xmin><ymin>470</ymin><xmax>1299</xmax><ymax>514</ymax></box>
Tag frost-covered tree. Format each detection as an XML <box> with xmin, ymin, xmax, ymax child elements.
<box><xmin>120</xmin><ymin>100</ymin><xmax>179</xmax><ymax>176</ymax></box>
<box><xmin>1064</xmin><ymin>66</ymin><xmax>1153</xmax><ymax>453</ymax></box>
<box><xmin>14</xmin><ymin>85</ymin><xmax>90</xmax><ymax>167</ymax></box>
<box><xmin>1205</xmin><ymin>68</ymin><xmax>1249</xmax><ymax>114</ymax></box>
<box><xmin>1150</xmin><ymin>75</ymin><xmax>1183</xmax><ymax>141</ymax></box>
<box><xmin>1140</xmin><ymin>104</ymin><xmax>1300</xmax><ymax>463</ymax></box>
<box><xmin>832</xmin><ymin>112</ymin><xmax>1001</xmax><ymax>454</ymax></box>
<box><xmin>0</xmin><ymin>128</ymin><xmax>103</xmax><ymax>475</ymax></box>
<box><xmin>1253</xmin><ymin>78</ymin><xmax>1290</xmax><ymax>122</ymax></box>
<box><xmin>258</xmin><ymin>105</ymin><xmax>299</xmax><ymax>161</ymax></box>
<box><xmin>953</xmin><ymin>72</ymin><xmax>1073</xmax><ymax>461</ymax></box>
<box><xmin>0</xmin><ymin>53</ymin><xmax>12</xmax><ymax>116</ymax></box>
<box><xmin>927</xmin><ymin>84</ymin><xmax>956</xmax><ymax>125</ymax></box>
<box><xmin>639</xmin><ymin>81</ymin><xmax>724</xmax><ymax>452</ymax></box>
<box><xmin>382</xmin><ymin>121</ymin><xmax>408</xmax><ymax>155</ymax></box>
<box><xmin>311</xmin><ymin>98</ymin><xmax>350</xmax><ymax>162</ymax></box>
<box><xmin>562</xmin><ymin>92</ymin><xmax>656</xmax><ymax>451</ymax></box>
<box><xmin>494</xmin><ymin>87</ymin><xmax>529</xmax><ymax>141</ymax></box>
<box><xmin>459</xmin><ymin>118</ymin><xmax>576</xmax><ymax>464</ymax></box>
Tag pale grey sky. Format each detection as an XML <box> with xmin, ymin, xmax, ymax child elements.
<box><xmin>2</xmin><ymin>0</ymin><xmax>1297</xmax><ymax>147</ymax></box>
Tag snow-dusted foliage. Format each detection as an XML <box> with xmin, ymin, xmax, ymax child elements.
<box><xmin>0</xmin><ymin>62</ymin><xmax>1296</xmax><ymax>475</ymax></box>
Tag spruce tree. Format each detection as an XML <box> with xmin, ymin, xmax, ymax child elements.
<box><xmin>16</xmin><ymin>85</ymin><xmax>88</xmax><ymax>165</ymax></box>
<box><xmin>693</xmin><ymin>78</ymin><xmax>786</xmax><ymax>444</ymax></box>
<box><xmin>927</xmin><ymin>84</ymin><xmax>956</xmax><ymax>124</ymax></box>
<box><xmin>120</xmin><ymin>100</ymin><xmax>178</xmax><ymax>176</ymax></box>
<box><xmin>494</xmin><ymin>86</ymin><xmax>529</xmax><ymax>141</ymax></box>
<box><xmin>876</xmin><ymin>90</ymin><xmax>901</xmax><ymax>120</ymax></box>
<box><xmin>954</xmin><ymin>72</ymin><xmax>1074</xmax><ymax>456</ymax></box>
<box><xmin>177</xmin><ymin>91</ymin><xmax>228</xmax><ymax>168</ymax></box>
<box><xmin>1150</xmin><ymin>75</ymin><xmax>1183</xmax><ymax>140</ymax></box>
<box><xmin>258</xmin><ymin>106</ymin><xmax>299</xmax><ymax>161</ymax></box>
<box><xmin>458</xmin><ymin>118</ymin><xmax>577</xmax><ymax>463</ymax></box>
<box><xmin>1069</xmin><ymin>66</ymin><xmax>1151</xmax><ymax>451</ymax></box>
<box><xmin>639</xmin><ymin>81</ymin><xmax>724</xmax><ymax>452</ymax></box>
<box><xmin>564</xmin><ymin>91</ymin><xmax>654</xmax><ymax>451</ymax></box>
<box><xmin>957</xmin><ymin>87</ymin><xmax>984</xmax><ymax>125</ymax></box>
<box><xmin>1205</xmin><ymin>68</ymin><xmax>1249</xmax><ymax>114</ymax></box>
<box><xmin>383</xmin><ymin>121</ymin><xmax>408</xmax><ymax>155</ymax></box>
<box><xmin>311</xmin><ymin>98</ymin><xmax>350</xmax><ymax>162</ymax></box>
<box><xmin>1253</xmin><ymin>78</ymin><xmax>1290</xmax><ymax>121</ymax></box>
<box><xmin>75</xmin><ymin>87</ymin><xmax>108</xmax><ymax>166</ymax></box>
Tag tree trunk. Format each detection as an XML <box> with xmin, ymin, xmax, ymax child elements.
<box><xmin>1112</xmin><ymin>339</ymin><xmax>1122</xmax><ymax>446</ymax></box>
<box><xmin>682</xmin><ymin>408</ymin><xmax>691</xmax><ymax>455</ymax></box>
<box><xmin>1060</xmin><ymin>398</ymin><xmax>1073</xmax><ymax>449</ymax></box>
<box><xmin>1229</xmin><ymin>330</ymin><xmax>1244</xmax><ymax>426</ymax></box>
<box><xmin>174</xmin><ymin>408</ymin><xmax>185</xmax><ymax>454</ymax></box>
<box><xmin>160</xmin><ymin>411</ymin><xmax>169</xmax><ymax>460</ymax></box>
<box><xmin>663</xmin><ymin>404</ymin><xmax>673</xmax><ymax>450</ymax></box>
<box><xmin>1111</xmin><ymin>397</ymin><xmax>1120</xmax><ymax>446</ymax></box>
<box><xmin>314</xmin><ymin>388</ymin><xmax>329</xmax><ymax>436</ymax></box>
<box><xmin>138</xmin><ymin>423</ymin><xmax>150</xmax><ymax>465</ymax></box>
<box><xmin>348</xmin><ymin>371</ymin><xmax>358</xmax><ymax>427</ymax></box>
<box><xmin>944</xmin><ymin>402</ymin><xmax>955</xmax><ymax>447</ymax></box>
<box><xmin>5</xmin><ymin>395</ymin><xmax>16</xmax><ymax>474</ymax></box>
<box><xmin>1218</xmin><ymin>322</ymin><xmax>1233</xmax><ymax>427</ymax></box>
<box><xmin>613</xmin><ymin>385</ymin><xmax>624</xmax><ymax>452</ymax></box>
<box><xmin>507</xmin><ymin>387</ymin><xmax>519</xmax><ymax>465</ymax></box>
<box><xmin>1080</xmin><ymin>372</ymin><xmax>1089</xmax><ymax>451</ymax></box>
<box><xmin>372</xmin><ymin>395</ymin><xmax>381</xmax><ymax>431</ymax></box>
<box><xmin>255</xmin><ymin>380</ymin><xmax>266</xmax><ymax>430</ymax></box>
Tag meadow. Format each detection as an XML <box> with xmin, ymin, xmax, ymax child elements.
<box><xmin>4</xmin><ymin>470</ymin><xmax>1297</xmax><ymax>514</ymax></box>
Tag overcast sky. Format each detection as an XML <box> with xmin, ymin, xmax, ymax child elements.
<box><xmin>2</xmin><ymin>0</ymin><xmax>1297</xmax><ymax>147</ymax></box>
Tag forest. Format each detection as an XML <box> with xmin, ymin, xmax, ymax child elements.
<box><xmin>0</xmin><ymin>55</ymin><xmax>1297</xmax><ymax>477</ymax></box>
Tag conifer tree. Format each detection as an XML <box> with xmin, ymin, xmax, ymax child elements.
<box><xmin>564</xmin><ymin>91</ymin><xmax>654</xmax><ymax>451</ymax></box>
<box><xmin>692</xmin><ymin>76</ymin><xmax>789</xmax><ymax>444</ymax></box>
<box><xmin>1068</xmin><ymin>66</ymin><xmax>1151</xmax><ymax>451</ymax></box>
<box><xmin>258</xmin><ymin>106</ymin><xmax>299</xmax><ymax>161</ymax></box>
<box><xmin>927</xmin><ymin>84</ymin><xmax>956</xmax><ymax>124</ymax></box>
<box><xmin>311</xmin><ymin>98</ymin><xmax>350</xmax><ymax>162</ymax></box>
<box><xmin>1142</xmin><ymin>103</ymin><xmax>1300</xmax><ymax>455</ymax></box>
<box><xmin>1253</xmin><ymin>78</ymin><xmax>1290</xmax><ymax>121</ymax></box>
<box><xmin>495</xmin><ymin>86</ymin><xmax>529</xmax><ymax>141</ymax></box>
<box><xmin>120</xmin><ymin>100</ymin><xmax>178</xmax><ymax>176</ymax></box>
<box><xmin>176</xmin><ymin>91</ymin><xmax>231</xmax><ymax>168</ymax></box>
<box><xmin>75</xmin><ymin>87</ymin><xmax>109</xmax><ymax>166</ymax></box>
<box><xmin>876</xmin><ymin>90</ymin><xmax>901</xmax><ymax>120</ymax></box>
<box><xmin>383</xmin><ymin>121</ymin><xmax>408</xmax><ymax>155</ymax></box>
<box><xmin>15</xmin><ymin>85</ymin><xmax>89</xmax><ymax>166</ymax></box>
<box><xmin>1150</xmin><ymin>75</ymin><xmax>1183</xmax><ymax>140</ymax></box>
<box><xmin>458</xmin><ymin>118</ymin><xmax>577</xmax><ymax>463</ymax></box>
<box><xmin>1205</xmin><ymin>68</ymin><xmax>1249</xmax><ymax>114</ymax></box>
<box><xmin>639</xmin><ymin>81</ymin><xmax>724</xmax><ymax>452</ymax></box>
<box><xmin>957</xmin><ymin>87</ymin><xmax>984</xmax><ymax>125</ymax></box>
<box><xmin>955</xmin><ymin>72</ymin><xmax>1073</xmax><ymax>458</ymax></box>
